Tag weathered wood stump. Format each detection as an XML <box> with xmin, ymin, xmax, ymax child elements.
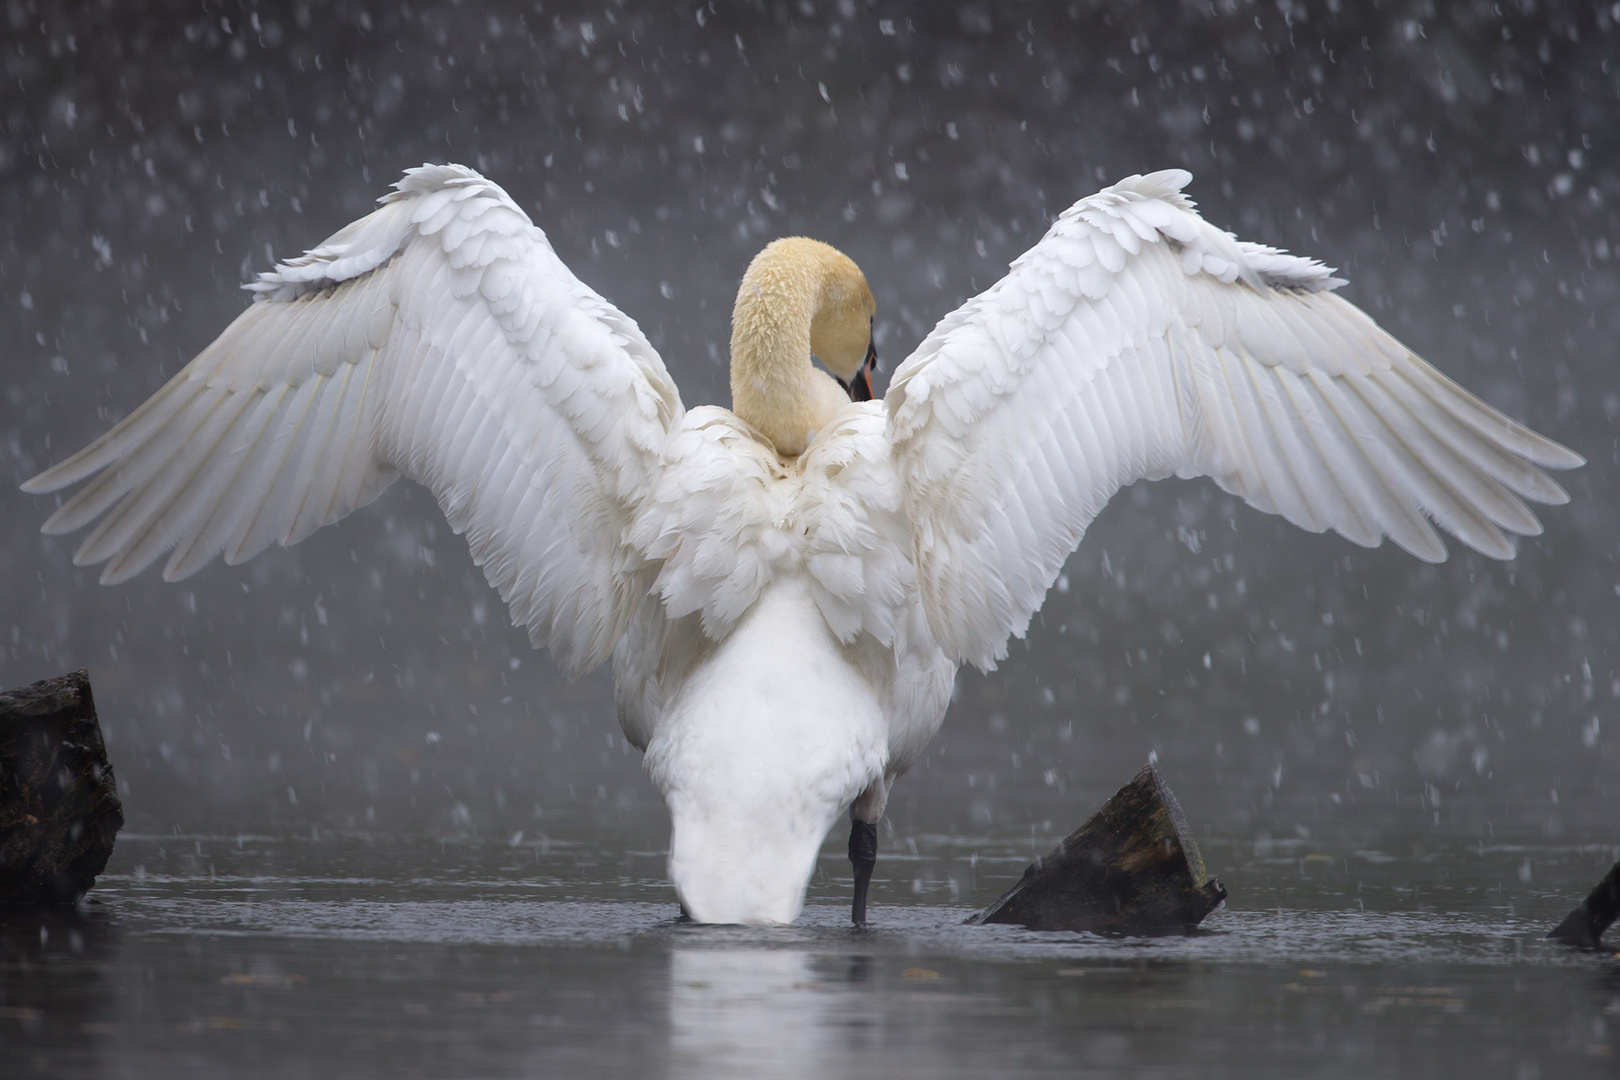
<box><xmin>0</xmin><ymin>670</ymin><xmax>124</xmax><ymax>907</ymax></box>
<box><xmin>1546</xmin><ymin>859</ymin><xmax>1620</xmax><ymax>948</ymax></box>
<box><xmin>968</xmin><ymin>762</ymin><xmax>1226</xmax><ymax>935</ymax></box>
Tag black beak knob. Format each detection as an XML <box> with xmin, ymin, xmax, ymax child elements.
<box><xmin>848</xmin><ymin>338</ymin><xmax>878</xmax><ymax>402</ymax></box>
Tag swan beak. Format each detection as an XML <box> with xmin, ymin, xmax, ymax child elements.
<box><xmin>848</xmin><ymin>340</ymin><xmax>877</xmax><ymax>402</ymax></box>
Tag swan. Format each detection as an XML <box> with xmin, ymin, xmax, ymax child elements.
<box><xmin>22</xmin><ymin>164</ymin><xmax>1581</xmax><ymax>925</ymax></box>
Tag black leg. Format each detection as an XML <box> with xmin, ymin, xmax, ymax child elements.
<box><xmin>849</xmin><ymin>819</ymin><xmax>878</xmax><ymax>926</ymax></box>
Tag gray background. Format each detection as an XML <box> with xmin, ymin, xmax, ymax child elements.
<box><xmin>1</xmin><ymin>0</ymin><xmax>1615</xmax><ymax>851</ymax></box>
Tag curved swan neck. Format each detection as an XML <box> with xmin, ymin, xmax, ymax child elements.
<box><xmin>729</xmin><ymin>238</ymin><xmax>856</xmax><ymax>457</ymax></box>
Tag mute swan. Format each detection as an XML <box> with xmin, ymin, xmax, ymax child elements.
<box><xmin>23</xmin><ymin>164</ymin><xmax>1581</xmax><ymax>925</ymax></box>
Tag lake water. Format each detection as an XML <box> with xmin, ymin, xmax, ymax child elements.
<box><xmin>2</xmin><ymin>831</ymin><xmax>1616</xmax><ymax>1078</ymax></box>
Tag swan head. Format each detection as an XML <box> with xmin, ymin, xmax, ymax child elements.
<box><xmin>805</xmin><ymin>246</ymin><xmax>878</xmax><ymax>402</ymax></box>
<box><xmin>730</xmin><ymin>237</ymin><xmax>878</xmax><ymax>456</ymax></box>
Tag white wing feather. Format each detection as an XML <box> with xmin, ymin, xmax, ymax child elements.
<box><xmin>23</xmin><ymin>164</ymin><xmax>682</xmax><ymax>676</ymax></box>
<box><xmin>888</xmin><ymin>170</ymin><xmax>1583</xmax><ymax>671</ymax></box>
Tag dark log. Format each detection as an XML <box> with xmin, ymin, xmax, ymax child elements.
<box><xmin>1546</xmin><ymin>859</ymin><xmax>1620</xmax><ymax>948</ymax></box>
<box><xmin>0</xmin><ymin>670</ymin><xmax>124</xmax><ymax>907</ymax></box>
<box><xmin>968</xmin><ymin>762</ymin><xmax>1226</xmax><ymax>935</ymax></box>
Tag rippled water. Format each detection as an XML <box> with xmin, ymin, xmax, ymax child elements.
<box><xmin>3</xmin><ymin>833</ymin><xmax>1617</xmax><ymax>1078</ymax></box>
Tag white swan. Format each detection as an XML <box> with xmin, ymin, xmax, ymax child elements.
<box><xmin>23</xmin><ymin>164</ymin><xmax>1581</xmax><ymax>924</ymax></box>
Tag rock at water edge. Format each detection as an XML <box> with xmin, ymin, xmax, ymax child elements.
<box><xmin>1547</xmin><ymin>859</ymin><xmax>1620</xmax><ymax>949</ymax></box>
<box><xmin>968</xmin><ymin>762</ymin><xmax>1226</xmax><ymax>935</ymax></box>
<box><xmin>0</xmin><ymin>669</ymin><xmax>125</xmax><ymax>907</ymax></box>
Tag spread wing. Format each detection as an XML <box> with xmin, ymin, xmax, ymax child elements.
<box><xmin>23</xmin><ymin>164</ymin><xmax>683</xmax><ymax>675</ymax></box>
<box><xmin>886</xmin><ymin>170</ymin><xmax>1583</xmax><ymax>671</ymax></box>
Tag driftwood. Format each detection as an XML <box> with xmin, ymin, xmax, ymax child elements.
<box><xmin>1546</xmin><ymin>859</ymin><xmax>1620</xmax><ymax>948</ymax></box>
<box><xmin>0</xmin><ymin>670</ymin><xmax>124</xmax><ymax>907</ymax></box>
<box><xmin>968</xmin><ymin>762</ymin><xmax>1226</xmax><ymax>935</ymax></box>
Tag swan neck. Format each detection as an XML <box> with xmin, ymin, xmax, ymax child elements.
<box><xmin>729</xmin><ymin>246</ymin><xmax>832</xmax><ymax>456</ymax></box>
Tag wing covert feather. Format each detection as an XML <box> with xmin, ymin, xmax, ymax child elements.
<box><xmin>887</xmin><ymin>170</ymin><xmax>1581</xmax><ymax>671</ymax></box>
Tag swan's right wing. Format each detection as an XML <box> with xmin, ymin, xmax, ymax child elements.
<box><xmin>888</xmin><ymin>170</ymin><xmax>1582</xmax><ymax>672</ymax></box>
<box><xmin>23</xmin><ymin>164</ymin><xmax>682</xmax><ymax>675</ymax></box>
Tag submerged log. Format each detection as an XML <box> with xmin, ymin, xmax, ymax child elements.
<box><xmin>968</xmin><ymin>762</ymin><xmax>1226</xmax><ymax>935</ymax></box>
<box><xmin>0</xmin><ymin>670</ymin><xmax>124</xmax><ymax>907</ymax></box>
<box><xmin>1546</xmin><ymin>859</ymin><xmax>1620</xmax><ymax>948</ymax></box>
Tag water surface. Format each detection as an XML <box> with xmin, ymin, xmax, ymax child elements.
<box><xmin>3</xmin><ymin>833</ymin><xmax>1616</xmax><ymax>1078</ymax></box>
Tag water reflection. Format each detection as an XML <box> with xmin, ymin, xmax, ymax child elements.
<box><xmin>669</xmin><ymin>948</ymin><xmax>835</xmax><ymax>1077</ymax></box>
<box><xmin>0</xmin><ymin>907</ymin><xmax>123</xmax><ymax>1073</ymax></box>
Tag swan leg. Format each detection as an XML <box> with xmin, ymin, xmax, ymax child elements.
<box><xmin>848</xmin><ymin>819</ymin><xmax>878</xmax><ymax>926</ymax></box>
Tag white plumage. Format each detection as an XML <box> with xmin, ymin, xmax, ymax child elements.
<box><xmin>888</xmin><ymin>170</ymin><xmax>1577</xmax><ymax>669</ymax></box>
<box><xmin>24</xmin><ymin>164</ymin><xmax>1579</xmax><ymax>923</ymax></box>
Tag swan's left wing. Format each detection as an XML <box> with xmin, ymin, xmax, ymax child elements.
<box><xmin>887</xmin><ymin>170</ymin><xmax>1582</xmax><ymax>671</ymax></box>
<box><xmin>23</xmin><ymin>165</ymin><xmax>682</xmax><ymax>676</ymax></box>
